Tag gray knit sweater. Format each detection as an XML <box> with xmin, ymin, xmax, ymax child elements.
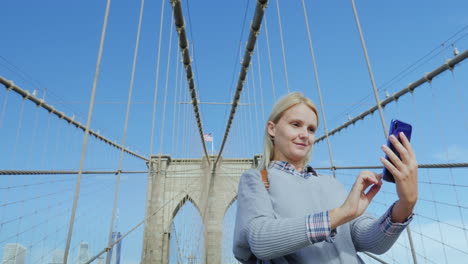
<box><xmin>233</xmin><ymin>168</ymin><xmax>411</xmax><ymax>263</ymax></box>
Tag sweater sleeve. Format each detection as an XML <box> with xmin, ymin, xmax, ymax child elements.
<box><xmin>232</xmin><ymin>169</ymin><xmax>333</xmax><ymax>261</ymax></box>
<box><xmin>350</xmin><ymin>202</ymin><xmax>413</xmax><ymax>254</ymax></box>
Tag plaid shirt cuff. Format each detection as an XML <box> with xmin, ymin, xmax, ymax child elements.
<box><xmin>379</xmin><ymin>202</ymin><xmax>414</xmax><ymax>235</ymax></box>
<box><xmin>306</xmin><ymin>211</ymin><xmax>336</xmax><ymax>244</ymax></box>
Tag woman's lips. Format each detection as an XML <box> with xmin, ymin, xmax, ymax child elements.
<box><xmin>294</xmin><ymin>143</ymin><xmax>307</xmax><ymax>147</ymax></box>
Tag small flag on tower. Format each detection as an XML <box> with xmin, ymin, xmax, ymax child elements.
<box><xmin>203</xmin><ymin>133</ymin><xmax>213</xmax><ymax>142</ymax></box>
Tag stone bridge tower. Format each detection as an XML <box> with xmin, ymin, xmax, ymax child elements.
<box><xmin>141</xmin><ymin>155</ymin><xmax>259</xmax><ymax>263</ymax></box>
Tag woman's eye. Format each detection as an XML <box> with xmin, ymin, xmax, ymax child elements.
<box><xmin>308</xmin><ymin>127</ymin><xmax>315</xmax><ymax>133</ymax></box>
<box><xmin>292</xmin><ymin>123</ymin><xmax>299</xmax><ymax>127</ymax></box>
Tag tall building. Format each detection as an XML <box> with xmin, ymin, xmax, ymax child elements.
<box><xmin>77</xmin><ymin>242</ymin><xmax>89</xmax><ymax>264</ymax></box>
<box><xmin>49</xmin><ymin>249</ymin><xmax>64</xmax><ymax>264</ymax></box>
<box><xmin>109</xmin><ymin>232</ymin><xmax>122</xmax><ymax>264</ymax></box>
<box><xmin>2</xmin><ymin>243</ymin><xmax>27</xmax><ymax>264</ymax></box>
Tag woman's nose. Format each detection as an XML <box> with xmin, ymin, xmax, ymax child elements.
<box><xmin>298</xmin><ymin>127</ymin><xmax>308</xmax><ymax>138</ymax></box>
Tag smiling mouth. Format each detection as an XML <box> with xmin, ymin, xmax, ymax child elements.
<box><xmin>295</xmin><ymin>143</ymin><xmax>307</xmax><ymax>147</ymax></box>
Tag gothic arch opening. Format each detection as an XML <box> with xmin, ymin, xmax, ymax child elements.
<box><xmin>168</xmin><ymin>195</ymin><xmax>204</xmax><ymax>264</ymax></box>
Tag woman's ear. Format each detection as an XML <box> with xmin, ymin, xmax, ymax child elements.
<box><xmin>267</xmin><ymin>121</ymin><xmax>276</xmax><ymax>138</ymax></box>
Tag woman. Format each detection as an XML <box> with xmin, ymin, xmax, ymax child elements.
<box><xmin>233</xmin><ymin>92</ymin><xmax>418</xmax><ymax>263</ymax></box>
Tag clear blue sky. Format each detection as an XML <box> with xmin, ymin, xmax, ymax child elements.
<box><xmin>1</xmin><ymin>0</ymin><xmax>468</xmax><ymax>263</ymax></box>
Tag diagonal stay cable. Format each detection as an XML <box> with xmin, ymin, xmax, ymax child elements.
<box><xmin>301</xmin><ymin>0</ymin><xmax>336</xmax><ymax>177</ymax></box>
<box><xmin>63</xmin><ymin>0</ymin><xmax>112</xmax><ymax>262</ymax></box>
<box><xmin>215</xmin><ymin>0</ymin><xmax>269</xmax><ymax>168</ymax></box>
<box><xmin>0</xmin><ymin>76</ymin><xmax>148</xmax><ymax>162</ymax></box>
<box><xmin>170</xmin><ymin>0</ymin><xmax>210</xmax><ymax>164</ymax></box>
<box><xmin>105</xmin><ymin>0</ymin><xmax>146</xmax><ymax>262</ymax></box>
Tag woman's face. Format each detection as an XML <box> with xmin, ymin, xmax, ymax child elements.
<box><xmin>267</xmin><ymin>103</ymin><xmax>318</xmax><ymax>170</ymax></box>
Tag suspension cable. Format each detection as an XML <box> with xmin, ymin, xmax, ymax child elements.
<box><xmin>170</xmin><ymin>0</ymin><xmax>211</xmax><ymax>163</ymax></box>
<box><xmin>0</xmin><ymin>77</ymin><xmax>148</xmax><ymax>161</ymax></box>
<box><xmin>215</xmin><ymin>0</ymin><xmax>269</xmax><ymax>167</ymax></box>
<box><xmin>314</xmin><ymin>49</ymin><xmax>468</xmax><ymax>144</ymax></box>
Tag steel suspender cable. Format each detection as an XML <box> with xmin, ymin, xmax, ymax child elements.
<box><xmin>275</xmin><ymin>0</ymin><xmax>290</xmax><ymax>93</ymax></box>
<box><xmin>263</xmin><ymin>17</ymin><xmax>277</xmax><ymax>101</ymax></box>
<box><xmin>250</xmin><ymin>65</ymin><xmax>260</xmax><ymax>143</ymax></box>
<box><xmin>215</xmin><ymin>0</ymin><xmax>269</xmax><ymax>167</ymax></box>
<box><xmin>27</xmin><ymin>110</ymin><xmax>40</xmax><ymax>168</ymax></box>
<box><xmin>256</xmin><ymin>43</ymin><xmax>266</xmax><ymax>125</ymax></box>
<box><xmin>158</xmin><ymin>12</ymin><xmax>174</xmax><ymax>158</ymax></box>
<box><xmin>171</xmin><ymin>0</ymin><xmax>211</xmax><ymax>164</ymax></box>
<box><xmin>149</xmin><ymin>0</ymin><xmax>165</xmax><ymax>156</ymax></box>
<box><xmin>0</xmin><ymin>91</ymin><xmax>9</xmax><ymax>129</ymax></box>
<box><xmin>63</xmin><ymin>0</ymin><xmax>112</xmax><ymax>263</ymax></box>
<box><xmin>301</xmin><ymin>0</ymin><xmax>337</xmax><ymax>177</ymax></box>
<box><xmin>171</xmin><ymin>51</ymin><xmax>181</xmax><ymax>156</ymax></box>
<box><xmin>105</xmin><ymin>0</ymin><xmax>145</xmax><ymax>263</ymax></box>
<box><xmin>11</xmin><ymin>100</ymin><xmax>25</xmax><ymax>167</ymax></box>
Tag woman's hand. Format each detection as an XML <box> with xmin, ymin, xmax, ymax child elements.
<box><xmin>330</xmin><ymin>171</ymin><xmax>382</xmax><ymax>229</ymax></box>
<box><xmin>380</xmin><ymin>132</ymin><xmax>418</xmax><ymax>222</ymax></box>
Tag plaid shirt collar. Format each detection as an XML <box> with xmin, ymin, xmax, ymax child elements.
<box><xmin>269</xmin><ymin>160</ymin><xmax>318</xmax><ymax>179</ymax></box>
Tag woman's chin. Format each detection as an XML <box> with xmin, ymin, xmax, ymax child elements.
<box><xmin>288</xmin><ymin>153</ymin><xmax>307</xmax><ymax>164</ymax></box>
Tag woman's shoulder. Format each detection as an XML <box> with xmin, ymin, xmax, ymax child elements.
<box><xmin>238</xmin><ymin>169</ymin><xmax>262</xmax><ymax>185</ymax></box>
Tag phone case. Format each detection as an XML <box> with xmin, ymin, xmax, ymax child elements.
<box><xmin>382</xmin><ymin>119</ymin><xmax>412</xmax><ymax>183</ymax></box>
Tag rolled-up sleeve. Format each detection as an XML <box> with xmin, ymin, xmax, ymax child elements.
<box><xmin>351</xmin><ymin>202</ymin><xmax>413</xmax><ymax>254</ymax></box>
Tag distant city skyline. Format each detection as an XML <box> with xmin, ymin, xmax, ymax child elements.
<box><xmin>0</xmin><ymin>239</ymin><xmax>122</xmax><ymax>264</ymax></box>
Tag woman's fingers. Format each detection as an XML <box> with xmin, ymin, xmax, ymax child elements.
<box><xmin>365</xmin><ymin>182</ymin><xmax>382</xmax><ymax>201</ymax></box>
<box><xmin>353</xmin><ymin>171</ymin><xmax>381</xmax><ymax>197</ymax></box>
<box><xmin>381</xmin><ymin>142</ymin><xmax>404</xmax><ymax>170</ymax></box>
<box><xmin>355</xmin><ymin>171</ymin><xmax>378</xmax><ymax>190</ymax></box>
<box><xmin>399</xmin><ymin>132</ymin><xmax>416</xmax><ymax>158</ymax></box>
<box><xmin>380</xmin><ymin>156</ymin><xmax>400</xmax><ymax>178</ymax></box>
<box><xmin>343</xmin><ymin>171</ymin><xmax>382</xmax><ymax>220</ymax></box>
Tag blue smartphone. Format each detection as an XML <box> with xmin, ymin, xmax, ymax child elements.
<box><xmin>382</xmin><ymin>119</ymin><xmax>412</xmax><ymax>183</ymax></box>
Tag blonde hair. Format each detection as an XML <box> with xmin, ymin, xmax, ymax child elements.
<box><xmin>257</xmin><ymin>92</ymin><xmax>319</xmax><ymax>170</ymax></box>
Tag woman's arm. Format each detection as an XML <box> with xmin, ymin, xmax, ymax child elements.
<box><xmin>351</xmin><ymin>132</ymin><xmax>418</xmax><ymax>254</ymax></box>
<box><xmin>380</xmin><ymin>132</ymin><xmax>418</xmax><ymax>222</ymax></box>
